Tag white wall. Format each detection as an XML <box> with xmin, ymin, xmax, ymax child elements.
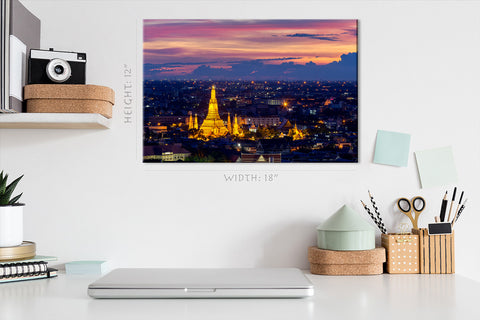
<box><xmin>1</xmin><ymin>0</ymin><xmax>480</xmax><ymax>281</ymax></box>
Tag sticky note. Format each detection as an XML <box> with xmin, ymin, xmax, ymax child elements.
<box><xmin>415</xmin><ymin>146</ymin><xmax>458</xmax><ymax>189</ymax></box>
<box><xmin>373</xmin><ymin>130</ymin><xmax>411</xmax><ymax>167</ymax></box>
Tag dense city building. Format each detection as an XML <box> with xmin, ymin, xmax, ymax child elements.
<box><xmin>143</xmin><ymin>80</ymin><xmax>358</xmax><ymax>162</ymax></box>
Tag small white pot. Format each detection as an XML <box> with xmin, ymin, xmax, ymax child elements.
<box><xmin>0</xmin><ymin>205</ymin><xmax>24</xmax><ymax>247</ymax></box>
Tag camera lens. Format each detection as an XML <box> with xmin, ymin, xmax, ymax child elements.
<box><xmin>54</xmin><ymin>65</ymin><xmax>64</xmax><ymax>75</ymax></box>
<box><xmin>46</xmin><ymin>59</ymin><xmax>72</xmax><ymax>83</ymax></box>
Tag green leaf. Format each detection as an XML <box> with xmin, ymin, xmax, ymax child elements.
<box><xmin>8</xmin><ymin>193</ymin><xmax>23</xmax><ymax>205</ymax></box>
<box><xmin>0</xmin><ymin>172</ymin><xmax>7</xmax><ymax>195</ymax></box>
<box><xmin>2</xmin><ymin>175</ymin><xmax>23</xmax><ymax>204</ymax></box>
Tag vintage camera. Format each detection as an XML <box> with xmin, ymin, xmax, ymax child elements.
<box><xmin>28</xmin><ymin>48</ymin><xmax>86</xmax><ymax>84</ymax></box>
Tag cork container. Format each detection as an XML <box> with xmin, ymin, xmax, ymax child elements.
<box><xmin>24</xmin><ymin>84</ymin><xmax>115</xmax><ymax>118</ymax></box>
<box><xmin>412</xmin><ymin>228</ymin><xmax>455</xmax><ymax>274</ymax></box>
<box><xmin>381</xmin><ymin>233</ymin><xmax>419</xmax><ymax>274</ymax></box>
<box><xmin>308</xmin><ymin>246</ymin><xmax>385</xmax><ymax>275</ymax></box>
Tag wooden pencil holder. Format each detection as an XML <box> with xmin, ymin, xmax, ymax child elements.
<box><xmin>412</xmin><ymin>228</ymin><xmax>455</xmax><ymax>274</ymax></box>
<box><xmin>381</xmin><ymin>233</ymin><xmax>420</xmax><ymax>274</ymax></box>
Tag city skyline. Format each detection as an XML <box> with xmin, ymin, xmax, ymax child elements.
<box><xmin>143</xmin><ymin>20</ymin><xmax>358</xmax><ymax>163</ymax></box>
<box><xmin>144</xmin><ymin>19</ymin><xmax>357</xmax><ymax>81</ymax></box>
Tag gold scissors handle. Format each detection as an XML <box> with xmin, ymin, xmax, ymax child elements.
<box><xmin>397</xmin><ymin>196</ymin><xmax>426</xmax><ymax>229</ymax></box>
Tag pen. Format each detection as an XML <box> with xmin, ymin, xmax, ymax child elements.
<box><xmin>453</xmin><ymin>191</ymin><xmax>464</xmax><ymax>222</ymax></box>
<box><xmin>439</xmin><ymin>191</ymin><xmax>448</xmax><ymax>222</ymax></box>
<box><xmin>452</xmin><ymin>198</ymin><xmax>468</xmax><ymax>226</ymax></box>
<box><xmin>447</xmin><ymin>187</ymin><xmax>457</xmax><ymax>222</ymax></box>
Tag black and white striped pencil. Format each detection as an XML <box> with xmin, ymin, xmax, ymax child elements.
<box><xmin>361</xmin><ymin>200</ymin><xmax>386</xmax><ymax>234</ymax></box>
<box><xmin>368</xmin><ymin>190</ymin><xmax>387</xmax><ymax>234</ymax></box>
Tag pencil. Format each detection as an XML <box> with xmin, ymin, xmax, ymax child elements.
<box><xmin>439</xmin><ymin>191</ymin><xmax>448</xmax><ymax>222</ymax></box>
<box><xmin>361</xmin><ymin>200</ymin><xmax>386</xmax><ymax>234</ymax></box>
<box><xmin>368</xmin><ymin>190</ymin><xmax>386</xmax><ymax>233</ymax></box>
<box><xmin>447</xmin><ymin>187</ymin><xmax>457</xmax><ymax>222</ymax></box>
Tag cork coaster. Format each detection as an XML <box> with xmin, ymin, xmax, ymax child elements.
<box><xmin>24</xmin><ymin>84</ymin><xmax>115</xmax><ymax>118</ymax></box>
<box><xmin>308</xmin><ymin>247</ymin><xmax>386</xmax><ymax>265</ymax></box>
<box><xmin>310</xmin><ymin>263</ymin><xmax>384</xmax><ymax>275</ymax></box>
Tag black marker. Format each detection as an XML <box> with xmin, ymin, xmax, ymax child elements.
<box><xmin>447</xmin><ymin>187</ymin><xmax>457</xmax><ymax>222</ymax></box>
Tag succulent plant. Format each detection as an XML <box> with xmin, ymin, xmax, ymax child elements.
<box><xmin>0</xmin><ymin>171</ymin><xmax>24</xmax><ymax>206</ymax></box>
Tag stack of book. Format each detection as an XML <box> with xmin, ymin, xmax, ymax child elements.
<box><xmin>0</xmin><ymin>255</ymin><xmax>57</xmax><ymax>283</ymax></box>
<box><xmin>1</xmin><ymin>0</ymin><xmax>40</xmax><ymax>112</ymax></box>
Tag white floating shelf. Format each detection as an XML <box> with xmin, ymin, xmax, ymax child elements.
<box><xmin>0</xmin><ymin>113</ymin><xmax>111</xmax><ymax>129</ymax></box>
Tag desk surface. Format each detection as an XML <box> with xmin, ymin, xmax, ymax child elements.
<box><xmin>1</xmin><ymin>272</ymin><xmax>479</xmax><ymax>320</ymax></box>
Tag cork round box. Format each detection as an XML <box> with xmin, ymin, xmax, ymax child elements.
<box><xmin>24</xmin><ymin>84</ymin><xmax>115</xmax><ymax>118</ymax></box>
<box><xmin>308</xmin><ymin>246</ymin><xmax>386</xmax><ymax>275</ymax></box>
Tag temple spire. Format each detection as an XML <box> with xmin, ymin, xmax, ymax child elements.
<box><xmin>188</xmin><ymin>113</ymin><xmax>194</xmax><ymax>130</ymax></box>
<box><xmin>198</xmin><ymin>85</ymin><xmax>228</xmax><ymax>139</ymax></box>
<box><xmin>233</xmin><ymin>114</ymin><xmax>240</xmax><ymax>136</ymax></box>
<box><xmin>227</xmin><ymin>112</ymin><xmax>232</xmax><ymax>133</ymax></box>
<box><xmin>211</xmin><ymin>85</ymin><xmax>216</xmax><ymax>100</ymax></box>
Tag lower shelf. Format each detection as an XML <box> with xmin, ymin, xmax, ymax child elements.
<box><xmin>0</xmin><ymin>113</ymin><xmax>111</xmax><ymax>129</ymax></box>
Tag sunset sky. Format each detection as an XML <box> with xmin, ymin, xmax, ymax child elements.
<box><xmin>144</xmin><ymin>20</ymin><xmax>357</xmax><ymax>80</ymax></box>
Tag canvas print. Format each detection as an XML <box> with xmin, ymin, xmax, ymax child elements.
<box><xmin>143</xmin><ymin>20</ymin><xmax>358</xmax><ymax>163</ymax></box>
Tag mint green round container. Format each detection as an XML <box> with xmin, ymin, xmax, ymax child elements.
<box><xmin>316</xmin><ymin>205</ymin><xmax>375</xmax><ymax>251</ymax></box>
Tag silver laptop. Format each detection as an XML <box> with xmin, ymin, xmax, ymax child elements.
<box><xmin>88</xmin><ymin>268</ymin><xmax>314</xmax><ymax>299</ymax></box>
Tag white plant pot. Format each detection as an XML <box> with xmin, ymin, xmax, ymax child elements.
<box><xmin>0</xmin><ymin>205</ymin><xmax>24</xmax><ymax>247</ymax></box>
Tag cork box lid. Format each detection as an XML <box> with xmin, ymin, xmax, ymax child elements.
<box><xmin>24</xmin><ymin>84</ymin><xmax>115</xmax><ymax>105</ymax></box>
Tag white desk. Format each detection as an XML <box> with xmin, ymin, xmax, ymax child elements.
<box><xmin>1</xmin><ymin>272</ymin><xmax>479</xmax><ymax>320</ymax></box>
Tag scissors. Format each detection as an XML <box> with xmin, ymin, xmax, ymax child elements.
<box><xmin>396</xmin><ymin>196</ymin><xmax>426</xmax><ymax>230</ymax></box>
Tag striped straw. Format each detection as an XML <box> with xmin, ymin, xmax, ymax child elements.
<box><xmin>361</xmin><ymin>200</ymin><xmax>386</xmax><ymax>234</ymax></box>
<box><xmin>369</xmin><ymin>190</ymin><xmax>387</xmax><ymax>234</ymax></box>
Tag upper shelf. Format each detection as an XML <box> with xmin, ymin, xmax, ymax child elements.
<box><xmin>0</xmin><ymin>113</ymin><xmax>111</xmax><ymax>129</ymax></box>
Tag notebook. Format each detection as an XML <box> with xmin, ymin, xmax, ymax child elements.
<box><xmin>88</xmin><ymin>268</ymin><xmax>314</xmax><ymax>299</ymax></box>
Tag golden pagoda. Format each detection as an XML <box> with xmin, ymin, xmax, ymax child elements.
<box><xmin>198</xmin><ymin>85</ymin><xmax>228</xmax><ymax>139</ymax></box>
<box><xmin>227</xmin><ymin>112</ymin><xmax>232</xmax><ymax>133</ymax></box>
<box><xmin>188</xmin><ymin>113</ymin><xmax>194</xmax><ymax>130</ymax></box>
<box><xmin>290</xmin><ymin>123</ymin><xmax>305</xmax><ymax>140</ymax></box>
<box><xmin>194</xmin><ymin>114</ymin><xmax>198</xmax><ymax>130</ymax></box>
<box><xmin>232</xmin><ymin>114</ymin><xmax>243</xmax><ymax>137</ymax></box>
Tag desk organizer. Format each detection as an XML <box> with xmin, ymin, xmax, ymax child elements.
<box><xmin>308</xmin><ymin>246</ymin><xmax>385</xmax><ymax>275</ymax></box>
<box><xmin>381</xmin><ymin>233</ymin><xmax>419</xmax><ymax>274</ymax></box>
<box><xmin>24</xmin><ymin>84</ymin><xmax>115</xmax><ymax>118</ymax></box>
<box><xmin>412</xmin><ymin>228</ymin><xmax>455</xmax><ymax>274</ymax></box>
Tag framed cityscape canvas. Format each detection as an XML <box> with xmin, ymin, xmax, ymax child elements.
<box><xmin>143</xmin><ymin>20</ymin><xmax>358</xmax><ymax>163</ymax></box>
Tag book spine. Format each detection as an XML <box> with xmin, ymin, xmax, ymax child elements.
<box><xmin>0</xmin><ymin>261</ymin><xmax>48</xmax><ymax>279</ymax></box>
<box><xmin>1</xmin><ymin>0</ymin><xmax>11</xmax><ymax>110</ymax></box>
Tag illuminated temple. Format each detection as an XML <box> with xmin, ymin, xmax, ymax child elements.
<box><xmin>198</xmin><ymin>85</ymin><xmax>229</xmax><ymax>139</ymax></box>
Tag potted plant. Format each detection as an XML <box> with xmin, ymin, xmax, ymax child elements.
<box><xmin>0</xmin><ymin>171</ymin><xmax>24</xmax><ymax>247</ymax></box>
